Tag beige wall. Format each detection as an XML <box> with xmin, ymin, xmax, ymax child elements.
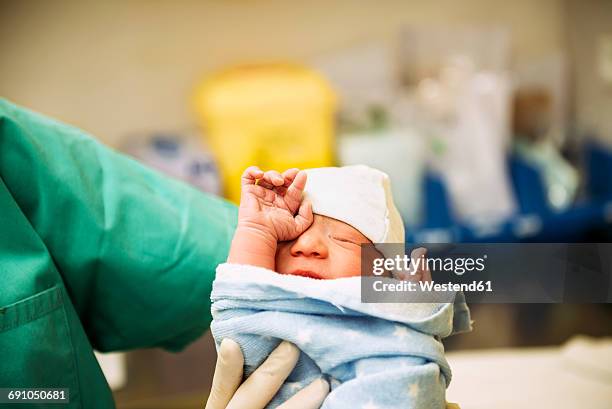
<box><xmin>0</xmin><ymin>0</ymin><xmax>565</xmax><ymax>146</ymax></box>
<box><xmin>565</xmin><ymin>0</ymin><xmax>612</xmax><ymax>143</ymax></box>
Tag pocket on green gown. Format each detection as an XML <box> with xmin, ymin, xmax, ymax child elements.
<box><xmin>0</xmin><ymin>285</ymin><xmax>82</xmax><ymax>408</ymax></box>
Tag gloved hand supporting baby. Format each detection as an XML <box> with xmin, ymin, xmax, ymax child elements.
<box><xmin>205</xmin><ymin>339</ymin><xmax>328</xmax><ymax>409</ymax></box>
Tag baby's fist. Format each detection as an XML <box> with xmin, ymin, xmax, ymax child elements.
<box><xmin>238</xmin><ymin>166</ymin><xmax>313</xmax><ymax>242</ymax></box>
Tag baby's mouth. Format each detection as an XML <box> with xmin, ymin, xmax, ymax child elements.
<box><xmin>291</xmin><ymin>269</ymin><xmax>324</xmax><ymax>280</ymax></box>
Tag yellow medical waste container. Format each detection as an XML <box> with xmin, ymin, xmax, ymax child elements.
<box><xmin>194</xmin><ymin>63</ymin><xmax>337</xmax><ymax>203</ymax></box>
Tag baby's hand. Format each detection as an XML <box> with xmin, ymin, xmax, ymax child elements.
<box><xmin>393</xmin><ymin>248</ymin><xmax>432</xmax><ymax>282</ymax></box>
<box><xmin>238</xmin><ymin>166</ymin><xmax>313</xmax><ymax>243</ymax></box>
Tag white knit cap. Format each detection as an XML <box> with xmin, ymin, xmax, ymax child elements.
<box><xmin>303</xmin><ymin>165</ymin><xmax>405</xmax><ymax>244</ymax></box>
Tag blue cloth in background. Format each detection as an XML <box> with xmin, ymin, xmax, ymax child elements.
<box><xmin>211</xmin><ymin>263</ymin><xmax>472</xmax><ymax>409</ymax></box>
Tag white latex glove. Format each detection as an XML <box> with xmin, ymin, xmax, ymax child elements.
<box><xmin>205</xmin><ymin>339</ymin><xmax>329</xmax><ymax>409</ymax></box>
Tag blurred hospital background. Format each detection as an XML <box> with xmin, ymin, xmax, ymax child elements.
<box><xmin>2</xmin><ymin>0</ymin><xmax>611</xmax><ymax>407</ymax></box>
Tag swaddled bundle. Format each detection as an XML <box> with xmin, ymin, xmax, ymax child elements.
<box><xmin>214</xmin><ymin>165</ymin><xmax>472</xmax><ymax>407</ymax></box>
<box><xmin>211</xmin><ymin>263</ymin><xmax>471</xmax><ymax>409</ymax></box>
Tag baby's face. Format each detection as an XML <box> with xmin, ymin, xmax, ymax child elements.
<box><xmin>275</xmin><ymin>214</ymin><xmax>371</xmax><ymax>279</ymax></box>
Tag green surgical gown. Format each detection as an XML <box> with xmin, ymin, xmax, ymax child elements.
<box><xmin>0</xmin><ymin>99</ymin><xmax>238</xmax><ymax>408</ymax></box>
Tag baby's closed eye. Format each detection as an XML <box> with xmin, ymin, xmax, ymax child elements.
<box><xmin>331</xmin><ymin>235</ymin><xmax>360</xmax><ymax>245</ymax></box>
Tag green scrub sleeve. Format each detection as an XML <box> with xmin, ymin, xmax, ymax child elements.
<box><xmin>0</xmin><ymin>99</ymin><xmax>238</xmax><ymax>352</ymax></box>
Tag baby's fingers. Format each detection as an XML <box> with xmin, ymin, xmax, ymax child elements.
<box><xmin>263</xmin><ymin>170</ymin><xmax>285</xmax><ymax>187</ymax></box>
<box><xmin>281</xmin><ymin>168</ymin><xmax>300</xmax><ymax>186</ymax></box>
<box><xmin>412</xmin><ymin>247</ymin><xmax>432</xmax><ymax>282</ymax></box>
<box><xmin>294</xmin><ymin>199</ymin><xmax>314</xmax><ymax>234</ymax></box>
<box><xmin>286</xmin><ymin>170</ymin><xmax>307</xmax><ymax>199</ymax></box>
<box><xmin>241</xmin><ymin>166</ymin><xmax>264</xmax><ymax>186</ymax></box>
<box><xmin>268</xmin><ymin>168</ymin><xmax>300</xmax><ymax>196</ymax></box>
<box><xmin>283</xmin><ymin>170</ymin><xmax>308</xmax><ymax>212</ymax></box>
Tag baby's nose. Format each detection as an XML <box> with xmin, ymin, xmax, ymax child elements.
<box><xmin>290</xmin><ymin>233</ymin><xmax>328</xmax><ymax>258</ymax></box>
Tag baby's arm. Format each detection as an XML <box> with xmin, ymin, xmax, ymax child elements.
<box><xmin>227</xmin><ymin>166</ymin><xmax>313</xmax><ymax>270</ymax></box>
<box><xmin>228</xmin><ymin>221</ymin><xmax>278</xmax><ymax>270</ymax></box>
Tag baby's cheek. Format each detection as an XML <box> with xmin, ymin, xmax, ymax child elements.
<box><xmin>346</xmin><ymin>254</ymin><xmax>362</xmax><ymax>277</ymax></box>
<box><xmin>329</xmin><ymin>249</ymin><xmax>362</xmax><ymax>278</ymax></box>
<box><xmin>274</xmin><ymin>245</ymin><xmax>290</xmax><ymax>272</ymax></box>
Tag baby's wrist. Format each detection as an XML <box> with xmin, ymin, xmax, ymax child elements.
<box><xmin>227</xmin><ymin>223</ymin><xmax>278</xmax><ymax>270</ymax></box>
<box><xmin>235</xmin><ymin>219</ymin><xmax>278</xmax><ymax>243</ymax></box>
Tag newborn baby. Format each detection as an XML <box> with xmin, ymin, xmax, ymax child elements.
<box><xmin>212</xmin><ymin>165</ymin><xmax>470</xmax><ymax>409</ymax></box>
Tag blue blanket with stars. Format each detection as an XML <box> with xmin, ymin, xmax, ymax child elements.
<box><xmin>210</xmin><ymin>263</ymin><xmax>472</xmax><ymax>409</ymax></box>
